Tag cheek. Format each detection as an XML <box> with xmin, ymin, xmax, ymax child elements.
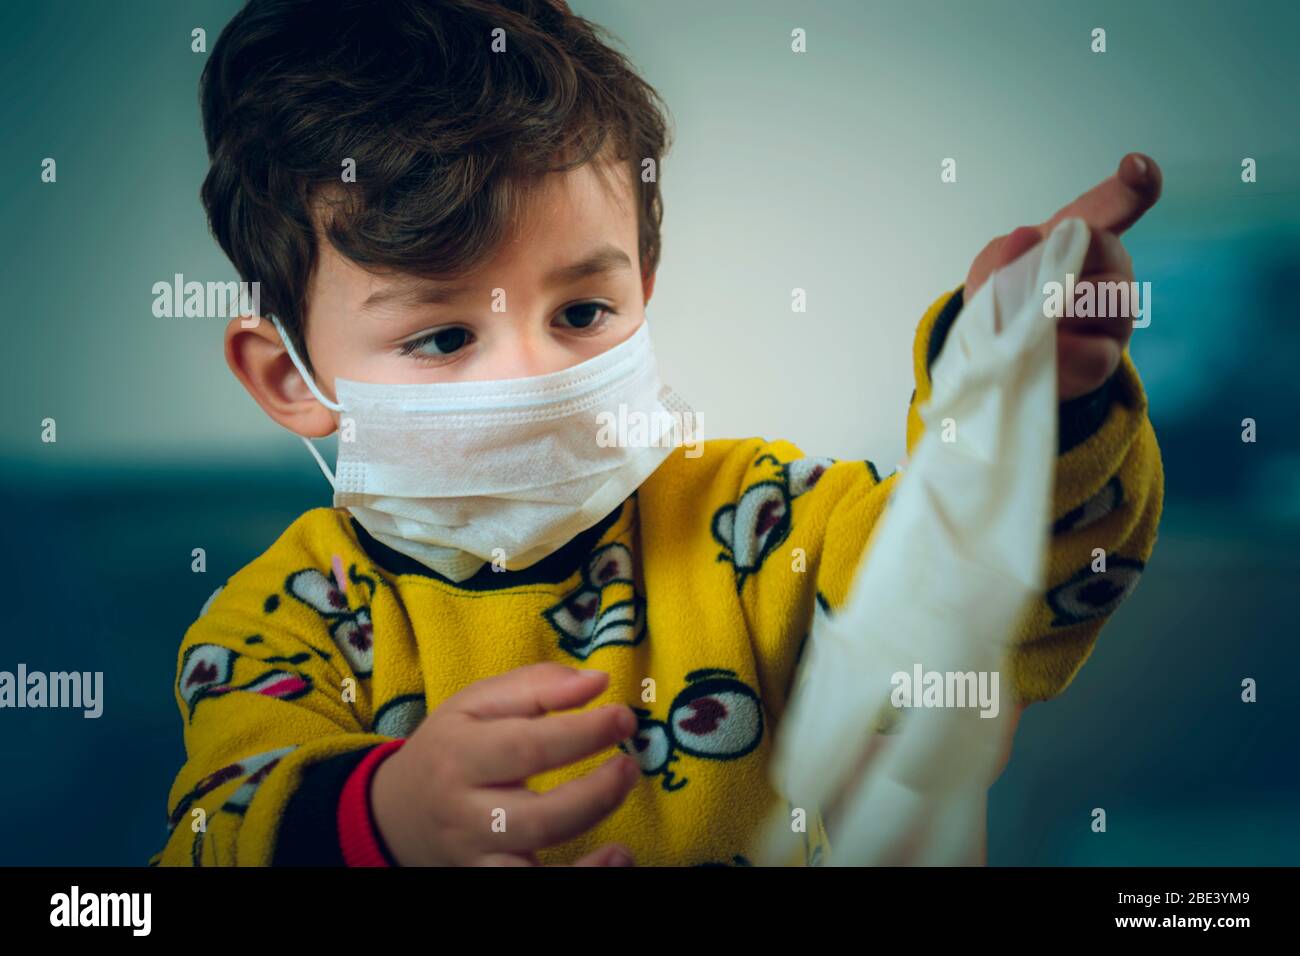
<box><xmin>300</xmin><ymin>308</ymin><xmax>373</xmax><ymax>391</ymax></box>
<box><xmin>535</xmin><ymin>329</ymin><xmax>630</xmax><ymax>377</ymax></box>
<box><xmin>450</xmin><ymin>335</ymin><xmax>593</xmax><ymax>382</ymax></box>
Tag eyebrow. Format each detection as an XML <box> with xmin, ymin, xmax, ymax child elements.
<box><xmin>360</xmin><ymin>244</ymin><xmax>635</xmax><ymax>313</ymax></box>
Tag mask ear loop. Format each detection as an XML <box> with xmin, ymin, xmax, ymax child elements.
<box><xmin>269</xmin><ymin>314</ymin><xmax>343</xmax><ymax>489</ymax></box>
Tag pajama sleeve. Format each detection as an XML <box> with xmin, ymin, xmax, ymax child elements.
<box><xmin>905</xmin><ymin>287</ymin><xmax>1164</xmax><ymax>703</ymax></box>
<box><xmin>732</xmin><ymin>287</ymin><xmax>1162</xmax><ymax>717</ymax></box>
<box><xmin>149</xmin><ymin>540</ymin><xmax>396</xmax><ymax>867</ymax></box>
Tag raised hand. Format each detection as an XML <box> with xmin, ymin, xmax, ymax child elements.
<box><xmin>964</xmin><ymin>153</ymin><xmax>1163</xmax><ymax>399</ymax></box>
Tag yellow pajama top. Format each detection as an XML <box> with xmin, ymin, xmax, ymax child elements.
<box><xmin>151</xmin><ymin>288</ymin><xmax>1163</xmax><ymax>867</ymax></box>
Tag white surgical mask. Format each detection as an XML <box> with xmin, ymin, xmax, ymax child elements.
<box><xmin>270</xmin><ymin>316</ymin><xmax>694</xmax><ymax>582</ymax></box>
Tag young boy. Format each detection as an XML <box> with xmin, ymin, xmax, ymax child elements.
<box><xmin>152</xmin><ymin>0</ymin><xmax>1163</xmax><ymax>867</ymax></box>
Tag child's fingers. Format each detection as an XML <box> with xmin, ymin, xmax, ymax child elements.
<box><xmin>477</xmin><ymin>852</ymin><xmax>540</xmax><ymax>866</ymax></box>
<box><xmin>1057</xmin><ymin>232</ymin><xmax>1137</xmax><ymax>350</ymax></box>
<box><xmin>449</xmin><ymin>662</ymin><xmax>609</xmax><ymax>720</ymax></box>
<box><xmin>570</xmin><ymin>843</ymin><xmax>635</xmax><ymax>867</ymax></box>
<box><xmin>1057</xmin><ymin>315</ymin><xmax>1124</xmax><ymax>400</ymax></box>
<box><xmin>473</xmin><ymin>752</ymin><xmax>639</xmax><ymax>853</ymax></box>
<box><xmin>1042</xmin><ymin>152</ymin><xmax>1162</xmax><ymax>239</ymax></box>
<box><xmin>966</xmin><ymin>156</ymin><xmax>1158</xmax><ymax>303</ymax></box>
<box><xmin>460</xmin><ymin>704</ymin><xmax>637</xmax><ymax>784</ymax></box>
<box><xmin>476</xmin><ymin>843</ymin><xmax>635</xmax><ymax>866</ymax></box>
<box><xmin>995</xmin><ymin>225</ymin><xmax>1043</xmax><ymax>270</ymax></box>
<box><xmin>1079</xmin><ymin>227</ymin><xmax>1133</xmax><ymax>279</ymax></box>
<box><xmin>965</xmin><ymin>225</ymin><xmax>1042</xmax><ymax>300</ymax></box>
<box><xmin>1057</xmin><ymin>278</ymin><xmax>1139</xmax><ymax>346</ymax></box>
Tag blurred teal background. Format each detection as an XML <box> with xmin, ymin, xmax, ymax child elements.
<box><xmin>1</xmin><ymin>0</ymin><xmax>1297</xmax><ymax>864</ymax></box>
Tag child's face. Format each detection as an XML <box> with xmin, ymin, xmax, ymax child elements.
<box><xmin>301</xmin><ymin>157</ymin><xmax>653</xmax><ymax>396</ymax></box>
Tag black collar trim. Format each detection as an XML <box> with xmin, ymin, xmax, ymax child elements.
<box><xmin>347</xmin><ymin>500</ymin><xmax>631</xmax><ymax>591</ymax></box>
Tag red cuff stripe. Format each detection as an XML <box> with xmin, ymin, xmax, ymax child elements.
<box><xmin>338</xmin><ymin>739</ymin><xmax>406</xmax><ymax>867</ymax></box>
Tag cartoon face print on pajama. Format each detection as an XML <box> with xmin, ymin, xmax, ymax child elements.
<box><xmin>711</xmin><ymin>454</ymin><xmax>838</xmax><ymax>591</ymax></box>
<box><xmin>543</xmin><ymin>542</ymin><xmax>647</xmax><ymax>660</ymax></box>
<box><xmin>178</xmin><ymin>644</ymin><xmax>313</xmax><ymax>723</ymax></box>
<box><xmin>617</xmin><ymin>669</ymin><xmax>765</xmax><ymax>791</ymax></box>
<box><xmin>282</xmin><ymin>564</ymin><xmax>378</xmax><ymax>677</ymax></box>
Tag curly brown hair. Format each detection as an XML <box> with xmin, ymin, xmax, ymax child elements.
<box><xmin>199</xmin><ymin>0</ymin><xmax>672</xmax><ymax>368</ymax></box>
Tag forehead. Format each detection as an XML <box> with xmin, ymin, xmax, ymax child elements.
<box><xmin>523</xmin><ymin>155</ymin><xmax>636</xmax><ymax>231</ymax></box>
<box><xmin>495</xmin><ymin>156</ymin><xmax>638</xmax><ymax>270</ymax></box>
<box><xmin>311</xmin><ymin>156</ymin><xmax>639</xmax><ymax>298</ymax></box>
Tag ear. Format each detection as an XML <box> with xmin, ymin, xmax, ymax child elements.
<box><xmin>224</xmin><ymin>315</ymin><xmax>338</xmax><ymax>438</ymax></box>
<box><xmin>641</xmin><ymin>268</ymin><xmax>657</xmax><ymax>307</ymax></box>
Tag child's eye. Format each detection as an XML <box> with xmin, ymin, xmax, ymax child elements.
<box><xmin>399</xmin><ymin>326</ymin><xmax>473</xmax><ymax>358</ymax></box>
<box><xmin>556</xmin><ymin>301</ymin><xmax>614</xmax><ymax>332</ymax></box>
